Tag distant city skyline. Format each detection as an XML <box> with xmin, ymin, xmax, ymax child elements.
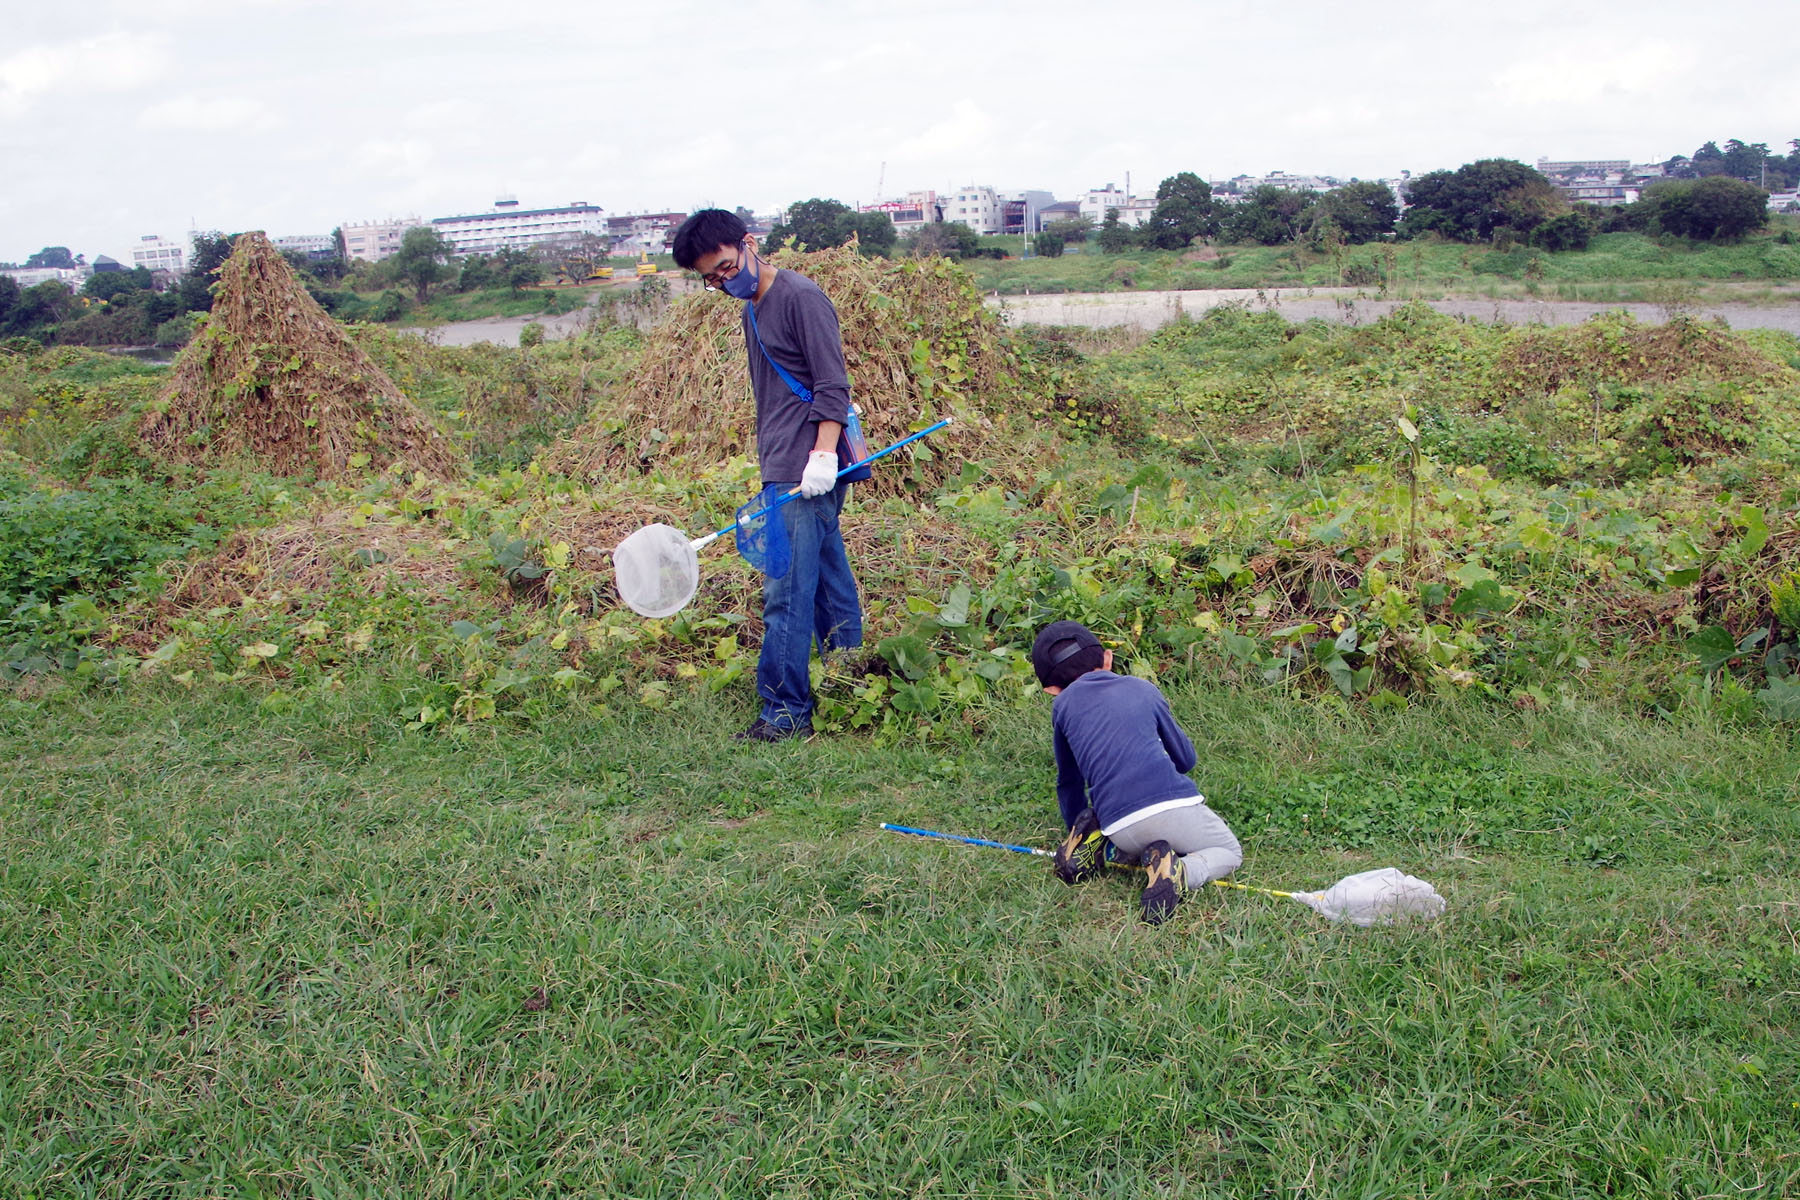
<box><xmin>5</xmin><ymin>0</ymin><xmax>1794</xmax><ymax>264</ymax></box>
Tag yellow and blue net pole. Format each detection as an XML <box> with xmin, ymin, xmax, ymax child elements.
<box><xmin>879</xmin><ymin>822</ymin><xmax>1299</xmax><ymax>898</ymax></box>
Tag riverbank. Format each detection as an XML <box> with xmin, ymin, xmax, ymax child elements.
<box><xmin>990</xmin><ymin>288</ymin><xmax>1800</xmax><ymax>335</ymax></box>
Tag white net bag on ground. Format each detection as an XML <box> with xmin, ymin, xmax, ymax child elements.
<box><xmin>1290</xmin><ymin>867</ymin><xmax>1446</xmax><ymax>927</ymax></box>
<box><xmin>612</xmin><ymin>524</ymin><xmax>700</xmax><ymax>618</ymax></box>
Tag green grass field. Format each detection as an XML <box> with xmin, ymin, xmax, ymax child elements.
<box><xmin>2</xmin><ymin>261</ymin><xmax>1799</xmax><ymax>1196</ymax></box>
<box><xmin>964</xmin><ymin>228</ymin><xmax>1800</xmax><ymax>304</ymax></box>
<box><xmin>3</xmin><ymin>675</ymin><xmax>1796</xmax><ymax>1197</ymax></box>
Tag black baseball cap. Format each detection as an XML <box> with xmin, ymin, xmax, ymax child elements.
<box><xmin>1032</xmin><ymin>620</ymin><xmax>1104</xmax><ymax>689</ymax></box>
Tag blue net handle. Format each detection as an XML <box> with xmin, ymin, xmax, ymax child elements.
<box><xmin>698</xmin><ymin>418</ymin><xmax>952</xmax><ymax>545</ymax></box>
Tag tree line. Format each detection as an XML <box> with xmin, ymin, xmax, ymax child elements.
<box><xmin>0</xmin><ymin>226</ymin><xmax>637</xmax><ymax>348</ymax></box>
<box><xmin>759</xmin><ymin>140</ymin><xmax>1793</xmax><ymax>264</ymax></box>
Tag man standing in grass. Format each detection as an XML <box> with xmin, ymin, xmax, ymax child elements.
<box><xmin>671</xmin><ymin>209</ymin><xmax>869</xmax><ymax>743</ymax></box>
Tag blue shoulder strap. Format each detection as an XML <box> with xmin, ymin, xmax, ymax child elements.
<box><xmin>744</xmin><ymin>302</ymin><xmax>812</xmax><ymax>403</ymax></box>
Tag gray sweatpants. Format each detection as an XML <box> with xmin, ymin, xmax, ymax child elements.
<box><xmin>1106</xmin><ymin>799</ymin><xmax>1243</xmax><ymax>888</ymax></box>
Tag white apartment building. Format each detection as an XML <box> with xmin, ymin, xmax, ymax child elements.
<box><xmin>131</xmin><ymin>234</ymin><xmax>187</xmax><ymax>275</ymax></box>
<box><xmin>274</xmin><ymin>233</ymin><xmax>334</xmax><ymax>258</ymax></box>
<box><xmin>946</xmin><ymin>185</ymin><xmax>1003</xmax><ymax>235</ymax></box>
<box><xmin>1078</xmin><ymin>185</ymin><xmax>1155</xmax><ymax>228</ymax></box>
<box><xmin>430</xmin><ymin>199</ymin><xmax>608</xmax><ymax>256</ymax></box>
<box><xmin>341</xmin><ymin>217</ymin><xmax>421</xmax><ymax>263</ymax></box>
<box><xmin>1</xmin><ymin>266</ymin><xmax>87</xmax><ymax>289</ymax></box>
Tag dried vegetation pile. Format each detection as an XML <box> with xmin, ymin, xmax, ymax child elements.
<box><xmin>140</xmin><ymin>232</ymin><xmax>463</xmax><ymax>479</ymax></box>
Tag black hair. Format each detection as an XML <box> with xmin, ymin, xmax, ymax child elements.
<box><xmin>671</xmin><ymin>209</ymin><xmax>748</xmax><ymax>269</ymax></box>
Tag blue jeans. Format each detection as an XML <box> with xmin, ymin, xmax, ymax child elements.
<box><xmin>758</xmin><ymin>481</ymin><xmax>862</xmax><ymax>730</ymax></box>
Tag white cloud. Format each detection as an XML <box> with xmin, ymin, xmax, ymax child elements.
<box><xmin>138</xmin><ymin>94</ymin><xmax>278</xmax><ymax>132</ymax></box>
<box><xmin>352</xmin><ymin>138</ymin><xmax>436</xmax><ymax>174</ymax></box>
<box><xmin>894</xmin><ymin>100</ymin><xmax>999</xmax><ymax>162</ymax></box>
<box><xmin>0</xmin><ymin>30</ymin><xmax>169</xmax><ymax>116</ymax></box>
<box><xmin>1492</xmin><ymin>40</ymin><xmax>1683</xmax><ymax>107</ymax></box>
<box><xmin>401</xmin><ymin>98</ymin><xmax>485</xmax><ymax>131</ymax></box>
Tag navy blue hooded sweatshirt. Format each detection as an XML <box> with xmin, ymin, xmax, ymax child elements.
<box><xmin>1051</xmin><ymin>670</ymin><xmax>1200</xmax><ymax>831</ymax></box>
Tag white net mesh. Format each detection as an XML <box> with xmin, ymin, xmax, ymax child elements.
<box><xmin>613</xmin><ymin>524</ymin><xmax>700</xmax><ymax>618</ymax></box>
<box><xmin>1292</xmin><ymin>868</ymin><xmax>1445</xmax><ymax>926</ymax></box>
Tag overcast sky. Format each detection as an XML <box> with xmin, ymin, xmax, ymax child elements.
<box><xmin>4</xmin><ymin>0</ymin><xmax>1795</xmax><ymax>264</ymax></box>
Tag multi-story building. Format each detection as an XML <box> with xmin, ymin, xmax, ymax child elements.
<box><xmin>341</xmin><ymin>217</ymin><xmax>421</xmax><ymax>263</ymax></box>
<box><xmin>430</xmin><ymin>199</ymin><xmax>608</xmax><ymax>256</ymax></box>
<box><xmin>131</xmin><ymin>234</ymin><xmax>187</xmax><ymax>275</ymax></box>
<box><xmin>946</xmin><ymin>185</ymin><xmax>1004</xmax><ymax>235</ymax></box>
<box><xmin>1536</xmin><ymin>158</ymin><xmax>1632</xmax><ymax>180</ymax></box>
<box><xmin>999</xmin><ymin>189</ymin><xmax>1056</xmax><ymax>235</ymax></box>
<box><xmin>605</xmin><ymin>212</ymin><xmax>686</xmax><ymax>256</ymax></box>
<box><xmin>0</xmin><ymin>265</ymin><xmax>87</xmax><ymax>289</ymax></box>
<box><xmin>274</xmin><ymin>233</ymin><xmax>336</xmax><ymax>261</ymax></box>
<box><xmin>859</xmin><ymin>190</ymin><xmax>943</xmax><ymax>238</ymax></box>
<box><xmin>1078</xmin><ymin>185</ymin><xmax>1155</xmax><ymax>228</ymax></box>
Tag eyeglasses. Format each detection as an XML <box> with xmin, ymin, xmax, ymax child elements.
<box><xmin>697</xmin><ymin>242</ymin><xmax>745</xmax><ymax>289</ymax></box>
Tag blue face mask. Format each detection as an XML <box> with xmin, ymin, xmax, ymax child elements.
<box><xmin>722</xmin><ymin>245</ymin><xmax>760</xmax><ymax>300</ymax></box>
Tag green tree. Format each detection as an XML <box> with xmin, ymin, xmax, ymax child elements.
<box><xmin>1095</xmin><ymin>209</ymin><xmax>1135</xmax><ymax>253</ymax></box>
<box><xmin>499</xmin><ymin>248</ymin><xmax>543</xmax><ymax>293</ymax></box>
<box><xmin>1033</xmin><ymin>231</ymin><xmax>1066</xmax><ymax>257</ymax></box>
<box><xmin>839</xmin><ymin>211</ymin><xmax>897</xmax><ymax>257</ymax></box>
<box><xmin>457</xmin><ymin>254</ymin><xmax>498</xmax><ymax>292</ymax></box>
<box><xmin>1044</xmin><ymin>215</ymin><xmax>1094</xmax><ymax>244</ymax></box>
<box><xmin>1139</xmin><ymin>172</ymin><xmax>1216</xmax><ymax>250</ymax></box>
<box><xmin>24</xmin><ymin>247</ymin><xmax>77</xmax><ymax>270</ymax></box>
<box><xmin>1690</xmin><ymin>141</ymin><xmax>1726</xmax><ymax>177</ymax></box>
<box><xmin>550</xmin><ymin>232</ymin><xmax>611</xmax><ymax>282</ymax></box>
<box><xmin>1319</xmin><ymin>181</ymin><xmax>1399</xmax><ymax>244</ymax></box>
<box><xmin>1221</xmin><ymin>186</ymin><xmax>1316</xmax><ymax>245</ymax></box>
<box><xmin>902</xmin><ymin>222</ymin><xmax>982</xmax><ymax>259</ymax></box>
<box><xmin>1638</xmin><ymin>177</ymin><xmax>1770</xmax><ymax>241</ymax></box>
<box><xmin>767</xmin><ymin>198</ymin><xmax>854</xmax><ymax>252</ymax></box>
<box><xmin>83</xmin><ymin>267</ymin><xmax>155</xmax><ymax>302</ymax></box>
<box><xmin>188</xmin><ymin>231</ymin><xmax>240</xmax><ymax>277</ymax></box>
<box><xmin>0</xmin><ymin>275</ymin><xmax>21</xmax><ymax>335</ymax></box>
<box><xmin>393</xmin><ymin>226</ymin><xmax>454</xmax><ymax>304</ymax></box>
<box><xmin>1530</xmin><ymin>209</ymin><xmax>1599</xmax><ymax>252</ymax></box>
<box><xmin>1397</xmin><ymin>159</ymin><xmax>1561</xmax><ymax>243</ymax></box>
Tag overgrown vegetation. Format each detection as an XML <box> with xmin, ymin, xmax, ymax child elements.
<box><xmin>2</xmin><ymin>251</ymin><xmax>1797</xmax><ymax>1196</ymax></box>
<box><xmin>967</xmin><ymin>227</ymin><xmax>1800</xmax><ymax>296</ymax></box>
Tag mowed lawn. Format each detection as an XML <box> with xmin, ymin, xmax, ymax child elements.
<box><xmin>2</xmin><ymin>675</ymin><xmax>1796</xmax><ymax>1199</ymax></box>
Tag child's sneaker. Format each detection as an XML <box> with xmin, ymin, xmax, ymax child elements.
<box><xmin>1053</xmin><ymin>808</ymin><xmax>1110</xmax><ymax>885</ymax></box>
<box><xmin>1139</xmin><ymin>840</ymin><xmax>1188</xmax><ymax>925</ymax></box>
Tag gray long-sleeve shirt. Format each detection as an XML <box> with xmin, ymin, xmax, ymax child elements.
<box><xmin>741</xmin><ymin>269</ymin><xmax>853</xmax><ymax>483</ymax></box>
<box><xmin>1051</xmin><ymin>671</ymin><xmax>1201</xmax><ymax>831</ymax></box>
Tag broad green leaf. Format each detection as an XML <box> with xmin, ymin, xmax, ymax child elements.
<box><xmin>1755</xmin><ymin>675</ymin><xmax>1800</xmax><ymax>721</ymax></box>
<box><xmin>938</xmin><ymin>584</ymin><xmax>972</xmax><ymax>628</ymax></box>
<box><xmin>1685</xmin><ymin>626</ymin><xmax>1738</xmax><ymax>673</ymax></box>
<box><xmin>1450</xmin><ymin>579</ymin><xmax>1512</xmax><ymax>615</ymax></box>
<box><xmin>1220</xmin><ymin>631</ymin><xmax>1261</xmax><ymax>665</ymax></box>
<box><xmin>1734</xmin><ymin>505</ymin><xmax>1769</xmax><ymax>558</ymax></box>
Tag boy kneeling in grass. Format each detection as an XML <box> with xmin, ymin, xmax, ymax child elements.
<box><xmin>1033</xmin><ymin>620</ymin><xmax>1243</xmax><ymax>925</ymax></box>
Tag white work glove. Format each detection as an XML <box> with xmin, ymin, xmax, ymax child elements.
<box><xmin>799</xmin><ymin>450</ymin><xmax>838</xmax><ymax>498</ymax></box>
